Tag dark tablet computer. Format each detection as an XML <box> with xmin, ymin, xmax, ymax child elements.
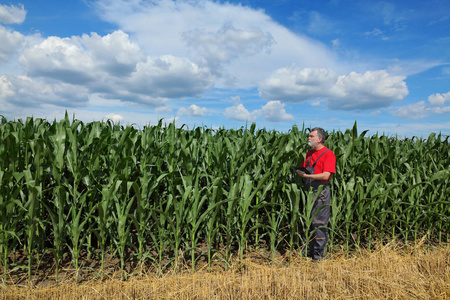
<box><xmin>290</xmin><ymin>166</ymin><xmax>311</xmax><ymax>174</ymax></box>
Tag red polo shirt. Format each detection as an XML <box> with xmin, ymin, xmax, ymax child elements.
<box><xmin>301</xmin><ymin>147</ymin><xmax>336</xmax><ymax>182</ymax></box>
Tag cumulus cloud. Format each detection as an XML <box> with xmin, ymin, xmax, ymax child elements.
<box><xmin>259</xmin><ymin>67</ymin><xmax>338</xmax><ymax>102</ymax></box>
<box><xmin>259</xmin><ymin>67</ymin><xmax>408</xmax><ymax>110</ymax></box>
<box><xmin>329</xmin><ymin>70</ymin><xmax>408</xmax><ymax>110</ymax></box>
<box><xmin>390</xmin><ymin>101</ymin><xmax>428</xmax><ymax>119</ymax></box>
<box><xmin>20</xmin><ymin>36</ymin><xmax>95</xmax><ymax>84</ymax></box>
<box><xmin>224</xmin><ymin>104</ymin><xmax>258</xmax><ymax>122</ymax></box>
<box><xmin>0</xmin><ymin>75</ymin><xmax>89</xmax><ymax>109</ymax></box>
<box><xmin>261</xmin><ymin>101</ymin><xmax>294</xmax><ymax>122</ymax></box>
<box><xmin>105</xmin><ymin>113</ymin><xmax>124</xmax><ymax>123</ymax></box>
<box><xmin>224</xmin><ymin>100</ymin><xmax>293</xmax><ymax>122</ymax></box>
<box><xmin>129</xmin><ymin>55</ymin><xmax>213</xmax><ymax>98</ymax></box>
<box><xmin>12</xmin><ymin>30</ymin><xmax>213</xmax><ymax>109</ymax></box>
<box><xmin>391</xmin><ymin>91</ymin><xmax>450</xmax><ymax>119</ymax></box>
<box><xmin>0</xmin><ymin>4</ymin><xmax>26</xmax><ymax>24</ymax></box>
<box><xmin>178</xmin><ymin>104</ymin><xmax>208</xmax><ymax>117</ymax></box>
<box><xmin>79</xmin><ymin>31</ymin><xmax>145</xmax><ymax>76</ymax></box>
<box><xmin>0</xmin><ymin>26</ymin><xmax>24</xmax><ymax>62</ymax></box>
<box><xmin>428</xmin><ymin>91</ymin><xmax>450</xmax><ymax>106</ymax></box>
<box><xmin>19</xmin><ymin>31</ymin><xmax>146</xmax><ymax>83</ymax></box>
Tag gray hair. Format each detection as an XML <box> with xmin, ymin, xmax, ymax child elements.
<box><xmin>311</xmin><ymin>127</ymin><xmax>327</xmax><ymax>143</ymax></box>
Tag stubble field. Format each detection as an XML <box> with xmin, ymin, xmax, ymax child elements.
<box><xmin>1</xmin><ymin>242</ymin><xmax>449</xmax><ymax>299</ymax></box>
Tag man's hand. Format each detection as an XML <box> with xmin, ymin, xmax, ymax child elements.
<box><xmin>296</xmin><ymin>169</ymin><xmax>307</xmax><ymax>178</ymax></box>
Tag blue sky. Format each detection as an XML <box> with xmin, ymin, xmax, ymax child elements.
<box><xmin>1</xmin><ymin>0</ymin><xmax>449</xmax><ymax>137</ymax></box>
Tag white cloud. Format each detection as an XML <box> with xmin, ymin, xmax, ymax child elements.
<box><xmin>390</xmin><ymin>101</ymin><xmax>428</xmax><ymax>119</ymax></box>
<box><xmin>19</xmin><ymin>31</ymin><xmax>146</xmax><ymax>83</ymax></box>
<box><xmin>0</xmin><ymin>4</ymin><xmax>26</xmax><ymax>24</ymax></box>
<box><xmin>224</xmin><ymin>104</ymin><xmax>258</xmax><ymax>122</ymax></box>
<box><xmin>428</xmin><ymin>91</ymin><xmax>450</xmax><ymax>106</ymax></box>
<box><xmin>391</xmin><ymin>91</ymin><xmax>450</xmax><ymax>119</ymax></box>
<box><xmin>0</xmin><ymin>75</ymin><xmax>89</xmax><ymax>109</ymax></box>
<box><xmin>259</xmin><ymin>67</ymin><xmax>408</xmax><ymax>110</ymax></box>
<box><xmin>105</xmin><ymin>113</ymin><xmax>124</xmax><ymax>123</ymax></box>
<box><xmin>224</xmin><ymin>100</ymin><xmax>293</xmax><ymax>122</ymax></box>
<box><xmin>261</xmin><ymin>100</ymin><xmax>294</xmax><ymax>122</ymax></box>
<box><xmin>79</xmin><ymin>31</ymin><xmax>145</xmax><ymax>76</ymax></box>
<box><xmin>129</xmin><ymin>55</ymin><xmax>213</xmax><ymax>99</ymax></box>
<box><xmin>178</xmin><ymin>104</ymin><xmax>208</xmax><ymax>117</ymax></box>
<box><xmin>329</xmin><ymin>70</ymin><xmax>408</xmax><ymax>110</ymax></box>
<box><xmin>431</xmin><ymin>106</ymin><xmax>450</xmax><ymax>114</ymax></box>
<box><xmin>0</xmin><ymin>26</ymin><xmax>24</xmax><ymax>62</ymax></box>
<box><xmin>20</xmin><ymin>36</ymin><xmax>95</xmax><ymax>84</ymax></box>
<box><xmin>259</xmin><ymin>67</ymin><xmax>338</xmax><ymax>102</ymax></box>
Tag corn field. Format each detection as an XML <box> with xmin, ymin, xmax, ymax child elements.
<box><xmin>0</xmin><ymin>114</ymin><xmax>449</xmax><ymax>281</ymax></box>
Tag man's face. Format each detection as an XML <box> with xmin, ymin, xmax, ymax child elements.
<box><xmin>308</xmin><ymin>130</ymin><xmax>321</xmax><ymax>148</ymax></box>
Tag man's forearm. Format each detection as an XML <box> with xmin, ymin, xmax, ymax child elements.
<box><xmin>302</xmin><ymin>171</ymin><xmax>331</xmax><ymax>181</ymax></box>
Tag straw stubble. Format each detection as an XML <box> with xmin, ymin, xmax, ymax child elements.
<box><xmin>2</xmin><ymin>245</ymin><xmax>449</xmax><ymax>300</ymax></box>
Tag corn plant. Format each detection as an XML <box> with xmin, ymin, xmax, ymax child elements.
<box><xmin>0</xmin><ymin>171</ymin><xmax>24</xmax><ymax>282</ymax></box>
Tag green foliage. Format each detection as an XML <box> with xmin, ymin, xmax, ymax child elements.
<box><xmin>0</xmin><ymin>116</ymin><xmax>449</xmax><ymax>278</ymax></box>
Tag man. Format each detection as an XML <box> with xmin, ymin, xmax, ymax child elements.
<box><xmin>296</xmin><ymin>127</ymin><xmax>336</xmax><ymax>260</ymax></box>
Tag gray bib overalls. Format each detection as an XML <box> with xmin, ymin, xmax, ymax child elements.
<box><xmin>304</xmin><ymin>150</ymin><xmax>331</xmax><ymax>260</ymax></box>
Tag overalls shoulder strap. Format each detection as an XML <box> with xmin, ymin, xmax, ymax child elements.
<box><xmin>306</xmin><ymin>149</ymin><xmax>330</xmax><ymax>168</ymax></box>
